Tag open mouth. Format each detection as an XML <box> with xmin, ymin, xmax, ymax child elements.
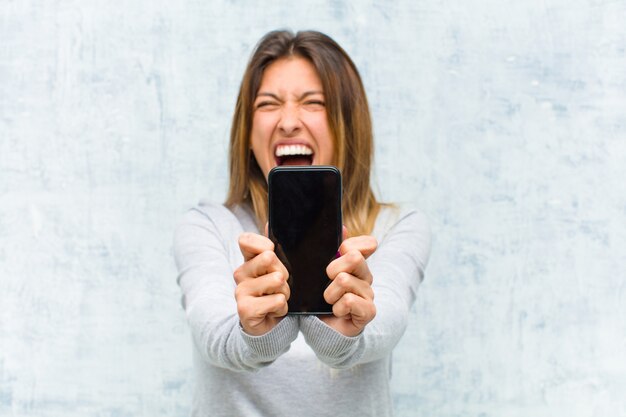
<box><xmin>275</xmin><ymin>144</ymin><xmax>314</xmax><ymax>166</ymax></box>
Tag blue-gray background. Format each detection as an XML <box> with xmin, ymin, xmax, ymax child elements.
<box><xmin>1</xmin><ymin>1</ymin><xmax>625</xmax><ymax>416</ymax></box>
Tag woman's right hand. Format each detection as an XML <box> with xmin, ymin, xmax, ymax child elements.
<box><xmin>233</xmin><ymin>232</ymin><xmax>290</xmax><ymax>336</ymax></box>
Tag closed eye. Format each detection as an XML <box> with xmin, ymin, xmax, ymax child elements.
<box><xmin>255</xmin><ymin>101</ymin><xmax>279</xmax><ymax>109</ymax></box>
<box><xmin>303</xmin><ymin>100</ymin><xmax>325</xmax><ymax>109</ymax></box>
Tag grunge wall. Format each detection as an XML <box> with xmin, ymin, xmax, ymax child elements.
<box><xmin>1</xmin><ymin>1</ymin><xmax>625</xmax><ymax>416</ymax></box>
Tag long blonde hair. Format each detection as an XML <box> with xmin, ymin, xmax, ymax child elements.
<box><xmin>225</xmin><ymin>30</ymin><xmax>382</xmax><ymax>236</ymax></box>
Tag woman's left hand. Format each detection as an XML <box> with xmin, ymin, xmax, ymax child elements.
<box><xmin>321</xmin><ymin>234</ymin><xmax>378</xmax><ymax>337</ymax></box>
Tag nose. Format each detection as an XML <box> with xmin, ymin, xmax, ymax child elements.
<box><xmin>277</xmin><ymin>104</ymin><xmax>302</xmax><ymax>136</ymax></box>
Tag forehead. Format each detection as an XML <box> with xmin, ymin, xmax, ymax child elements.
<box><xmin>258</xmin><ymin>56</ymin><xmax>323</xmax><ymax>92</ymax></box>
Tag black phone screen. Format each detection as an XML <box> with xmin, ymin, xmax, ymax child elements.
<box><xmin>268</xmin><ymin>166</ymin><xmax>342</xmax><ymax>314</ymax></box>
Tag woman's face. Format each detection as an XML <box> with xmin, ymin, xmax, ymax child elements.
<box><xmin>250</xmin><ymin>56</ymin><xmax>334</xmax><ymax>179</ymax></box>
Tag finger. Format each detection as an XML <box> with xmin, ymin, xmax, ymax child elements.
<box><xmin>342</xmin><ymin>225</ymin><xmax>348</xmax><ymax>241</ymax></box>
<box><xmin>332</xmin><ymin>293</ymin><xmax>376</xmax><ymax>323</ymax></box>
<box><xmin>235</xmin><ymin>272</ymin><xmax>291</xmax><ymax>300</ymax></box>
<box><xmin>238</xmin><ymin>232</ymin><xmax>274</xmax><ymax>261</ymax></box>
<box><xmin>326</xmin><ymin>249</ymin><xmax>373</xmax><ymax>284</ymax></box>
<box><xmin>324</xmin><ymin>272</ymin><xmax>374</xmax><ymax>305</ymax></box>
<box><xmin>240</xmin><ymin>249</ymin><xmax>289</xmax><ymax>280</ymax></box>
<box><xmin>262</xmin><ymin>293</ymin><xmax>289</xmax><ymax>317</ymax></box>
<box><xmin>238</xmin><ymin>293</ymin><xmax>289</xmax><ymax>322</ymax></box>
<box><xmin>338</xmin><ymin>235</ymin><xmax>378</xmax><ymax>259</ymax></box>
<box><xmin>267</xmin><ymin>299</ymin><xmax>289</xmax><ymax>318</ymax></box>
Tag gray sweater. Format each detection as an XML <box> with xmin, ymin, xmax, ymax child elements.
<box><xmin>174</xmin><ymin>201</ymin><xmax>431</xmax><ymax>417</ymax></box>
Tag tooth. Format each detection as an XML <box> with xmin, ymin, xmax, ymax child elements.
<box><xmin>275</xmin><ymin>144</ymin><xmax>314</xmax><ymax>157</ymax></box>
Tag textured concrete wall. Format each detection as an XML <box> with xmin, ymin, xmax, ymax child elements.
<box><xmin>1</xmin><ymin>1</ymin><xmax>625</xmax><ymax>416</ymax></box>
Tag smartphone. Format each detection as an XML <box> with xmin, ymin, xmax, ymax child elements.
<box><xmin>268</xmin><ymin>166</ymin><xmax>342</xmax><ymax>314</ymax></box>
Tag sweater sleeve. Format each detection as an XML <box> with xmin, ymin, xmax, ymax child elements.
<box><xmin>299</xmin><ymin>208</ymin><xmax>431</xmax><ymax>368</ymax></box>
<box><xmin>173</xmin><ymin>205</ymin><xmax>299</xmax><ymax>372</ymax></box>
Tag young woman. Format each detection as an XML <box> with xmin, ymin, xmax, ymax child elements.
<box><xmin>174</xmin><ymin>30</ymin><xmax>431</xmax><ymax>417</ymax></box>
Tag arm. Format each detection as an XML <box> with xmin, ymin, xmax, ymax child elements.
<box><xmin>173</xmin><ymin>206</ymin><xmax>298</xmax><ymax>372</ymax></box>
<box><xmin>300</xmin><ymin>208</ymin><xmax>431</xmax><ymax>368</ymax></box>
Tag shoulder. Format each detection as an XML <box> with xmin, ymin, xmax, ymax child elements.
<box><xmin>173</xmin><ymin>201</ymin><xmax>255</xmax><ymax>269</ymax></box>
<box><xmin>373</xmin><ymin>204</ymin><xmax>431</xmax><ymax>242</ymax></box>
<box><xmin>372</xmin><ymin>203</ymin><xmax>432</xmax><ymax>270</ymax></box>
<box><xmin>174</xmin><ymin>201</ymin><xmax>258</xmax><ymax>250</ymax></box>
<box><xmin>176</xmin><ymin>201</ymin><xmax>237</xmax><ymax>233</ymax></box>
<box><xmin>177</xmin><ymin>200</ymin><xmax>257</xmax><ymax>233</ymax></box>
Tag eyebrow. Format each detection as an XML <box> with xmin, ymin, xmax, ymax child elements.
<box><xmin>255</xmin><ymin>91</ymin><xmax>324</xmax><ymax>101</ymax></box>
